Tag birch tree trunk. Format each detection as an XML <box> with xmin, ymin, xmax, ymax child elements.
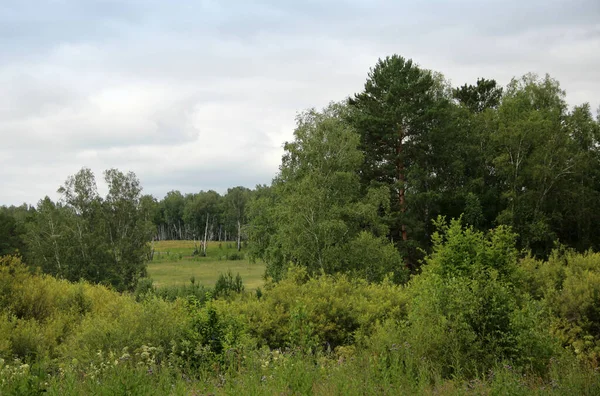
<box><xmin>202</xmin><ymin>214</ymin><xmax>209</xmax><ymax>256</ymax></box>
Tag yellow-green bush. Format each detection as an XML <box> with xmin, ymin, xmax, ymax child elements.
<box><xmin>60</xmin><ymin>294</ymin><xmax>190</xmax><ymax>364</ymax></box>
<box><xmin>520</xmin><ymin>250</ymin><xmax>600</xmax><ymax>365</ymax></box>
<box><xmin>215</xmin><ymin>266</ymin><xmax>409</xmax><ymax>350</ymax></box>
<box><xmin>2</xmin><ymin>247</ymin><xmax>600</xmax><ymax>394</ymax></box>
<box><xmin>0</xmin><ymin>255</ymin><xmax>192</xmax><ymax>367</ymax></box>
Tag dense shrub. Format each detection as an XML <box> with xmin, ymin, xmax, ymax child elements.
<box><xmin>519</xmin><ymin>249</ymin><xmax>600</xmax><ymax>365</ymax></box>
<box><xmin>0</xmin><ymin>256</ymin><xmax>190</xmax><ymax>367</ymax></box>
<box><xmin>213</xmin><ymin>270</ymin><xmax>244</xmax><ymax>298</ymax></box>
<box><xmin>342</xmin><ymin>231</ymin><xmax>409</xmax><ymax>284</ymax></box>
<box><xmin>215</xmin><ymin>265</ymin><xmax>408</xmax><ymax>351</ymax></box>
<box><xmin>367</xmin><ymin>219</ymin><xmax>559</xmax><ymax>379</ymax></box>
<box><xmin>135</xmin><ymin>277</ymin><xmax>213</xmax><ymax>304</ymax></box>
<box><xmin>2</xmin><ymin>244</ymin><xmax>600</xmax><ymax>394</ymax></box>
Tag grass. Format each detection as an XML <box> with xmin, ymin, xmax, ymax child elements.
<box><xmin>147</xmin><ymin>240</ymin><xmax>265</xmax><ymax>290</ymax></box>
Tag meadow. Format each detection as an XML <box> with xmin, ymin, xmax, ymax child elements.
<box><xmin>147</xmin><ymin>240</ymin><xmax>265</xmax><ymax>290</ymax></box>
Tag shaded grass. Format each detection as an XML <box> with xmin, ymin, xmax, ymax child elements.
<box><xmin>147</xmin><ymin>240</ymin><xmax>265</xmax><ymax>290</ymax></box>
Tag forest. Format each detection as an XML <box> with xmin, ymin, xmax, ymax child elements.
<box><xmin>1</xmin><ymin>55</ymin><xmax>600</xmax><ymax>394</ymax></box>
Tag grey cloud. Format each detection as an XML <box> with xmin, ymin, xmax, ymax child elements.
<box><xmin>0</xmin><ymin>71</ymin><xmax>82</xmax><ymax>120</ymax></box>
<box><xmin>142</xmin><ymin>162</ymin><xmax>275</xmax><ymax>199</ymax></box>
<box><xmin>1</xmin><ymin>0</ymin><xmax>599</xmax><ymax>205</ymax></box>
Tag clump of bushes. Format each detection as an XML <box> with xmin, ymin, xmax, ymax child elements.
<box><xmin>2</xmin><ymin>220</ymin><xmax>600</xmax><ymax>394</ymax></box>
<box><xmin>215</xmin><ymin>265</ymin><xmax>408</xmax><ymax>351</ymax></box>
<box><xmin>390</xmin><ymin>218</ymin><xmax>558</xmax><ymax>378</ymax></box>
<box><xmin>225</xmin><ymin>252</ymin><xmax>245</xmax><ymax>261</ymax></box>
<box><xmin>518</xmin><ymin>248</ymin><xmax>600</xmax><ymax>366</ymax></box>
<box><xmin>134</xmin><ymin>277</ymin><xmax>212</xmax><ymax>304</ymax></box>
<box><xmin>214</xmin><ymin>270</ymin><xmax>244</xmax><ymax>298</ymax></box>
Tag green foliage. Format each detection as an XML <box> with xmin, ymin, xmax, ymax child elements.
<box><xmin>453</xmin><ymin>77</ymin><xmax>503</xmax><ymax>113</ymax></box>
<box><xmin>24</xmin><ymin>168</ymin><xmax>153</xmax><ymax>291</ymax></box>
<box><xmin>463</xmin><ymin>192</ymin><xmax>485</xmax><ymax>228</ymax></box>
<box><xmin>213</xmin><ymin>270</ymin><xmax>244</xmax><ymax>298</ymax></box>
<box><xmin>519</xmin><ymin>249</ymin><xmax>600</xmax><ymax>365</ymax></box>
<box><xmin>248</xmin><ymin>103</ymin><xmax>403</xmax><ymax>282</ymax></box>
<box><xmin>221</xmin><ymin>265</ymin><xmax>408</xmax><ymax>350</ymax></box>
<box><xmin>2</xmin><ymin>252</ymin><xmax>600</xmax><ymax>394</ymax></box>
<box><xmin>225</xmin><ymin>251</ymin><xmax>245</xmax><ymax>260</ymax></box>
<box><xmin>428</xmin><ymin>216</ymin><xmax>518</xmax><ymax>280</ymax></box>
<box><xmin>342</xmin><ymin>231</ymin><xmax>408</xmax><ymax>283</ymax></box>
<box><xmin>0</xmin><ymin>211</ymin><xmax>25</xmax><ymax>256</ymax></box>
<box><xmin>134</xmin><ymin>277</ymin><xmax>213</xmax><ymax>304</ymax></box>
<box><xmin>390</xmin><ymin>219</ymin><xmax>558</xmax><ymax>378</ymax></box>
<box><xmin>224</xmin><ymin>186</ymin><xmax>251</xmax><ymax>251</ymax></box>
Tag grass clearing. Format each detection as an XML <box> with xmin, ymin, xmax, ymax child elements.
<box><xmin>147</xmin><ymin>240</ymin><xmax>265</xmax><ymax>290</ymax></box>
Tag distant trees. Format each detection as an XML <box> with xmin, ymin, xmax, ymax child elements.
<box><xmin>0</xmin><ymin>168</ymin><xmax>257</xmax><ymax>289</ymax></box>
<box><xmin>160</xmin><ymin>190</ymin><xmax>185</xmax><ymax>240</ymax></box>
<box><xmin>149</xmin><ymin>188</ymin><xmax>253</xmax><ymax>249</ymax></box>
<box><xmin>0</xmin><ymin>210</ymin><xmax>25</xmax><ymax>256</ymax></box>
<box><xmin>224</xmin><ymin>186</ymin><xmax>250</xmax><ymax>251</ymax></box>
<box><xmin>24</xmin><ymin>168</ymin><xmax>152</xmax><ymax>291</ymax></box>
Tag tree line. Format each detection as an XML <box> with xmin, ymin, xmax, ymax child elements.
<box><xmin>0</xmin><ymin>171</ymin><xmax>252</xmax><ymax>291</ymax></box>
<box><xmin>1</xmin><ymin>54</ymin><xmax>599</xmax><ymax>289</ymax></box>
<box><xmin>147</xmin><ymin>186</ymin><xmax>250</xmax><ymax>251</ymax></box>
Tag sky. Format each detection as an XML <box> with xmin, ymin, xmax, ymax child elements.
<box><xmin>1</xmin><ymin>0</ymin><xmax>599</xmax><ymax>206</ymax></box>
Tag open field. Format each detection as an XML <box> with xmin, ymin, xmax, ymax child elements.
<box><xmin>147</xmin><ymin>240</ymin><xmax>265</xmax><ymax>290</ymax></box>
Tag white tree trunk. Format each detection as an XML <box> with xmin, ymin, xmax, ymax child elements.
<box><xmin>202</xmin><ymin>214</ymin><xmax>209</xmax><ymax>256</ymax></box>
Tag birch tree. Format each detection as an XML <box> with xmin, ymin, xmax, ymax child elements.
<box><xmin>249</xmin><ymin>103</ymin><xmax>404</xmax><ymax>282</ymax></box>
<box><xmin>225</xmin><ymin>186</ymin><xmax>250</xmax><ymax>251</ymax></box>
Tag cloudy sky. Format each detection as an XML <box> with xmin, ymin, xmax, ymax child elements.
<box><xmin>1</xmin><ymin>0</ymin><xmax>599</xmax><ymax>205</ymax></box>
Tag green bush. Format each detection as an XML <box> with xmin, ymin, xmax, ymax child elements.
<box><xmin>520</xmin><ymin>249</ymin><xmax>600</xmax><ymax>365</ymax></box>
<box><xmin>226</xmin><ymin>252</ymin><xmax>245</xmax><ymax>261</ymax></box>
<box><xmin>60</xmin><ymin>294</ymin><xmax>190</xmax><ymax>365</ymax></box>
<box><xmin>219</xmin><ymin>266</ymin><xmax>408</xmax><ymax>351</ymax></box>
<box><xmin>213</xmin><ymin>270</ymin><xmax>244</xmax><ymax>299</ymax></box>
<box><xmin>341</xmin><ymin>231</ymin><xmax>408</xmax><ymax>284</ymax></box>
<box><xmin>378</xmin><ymin>218</ymin><xmax>559</xmax><ymax>378</ymax></box>
<box><xmin>3</xmin><ymin>243</ymin><xmax>600</xmax><ymax>393</ymax></box>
